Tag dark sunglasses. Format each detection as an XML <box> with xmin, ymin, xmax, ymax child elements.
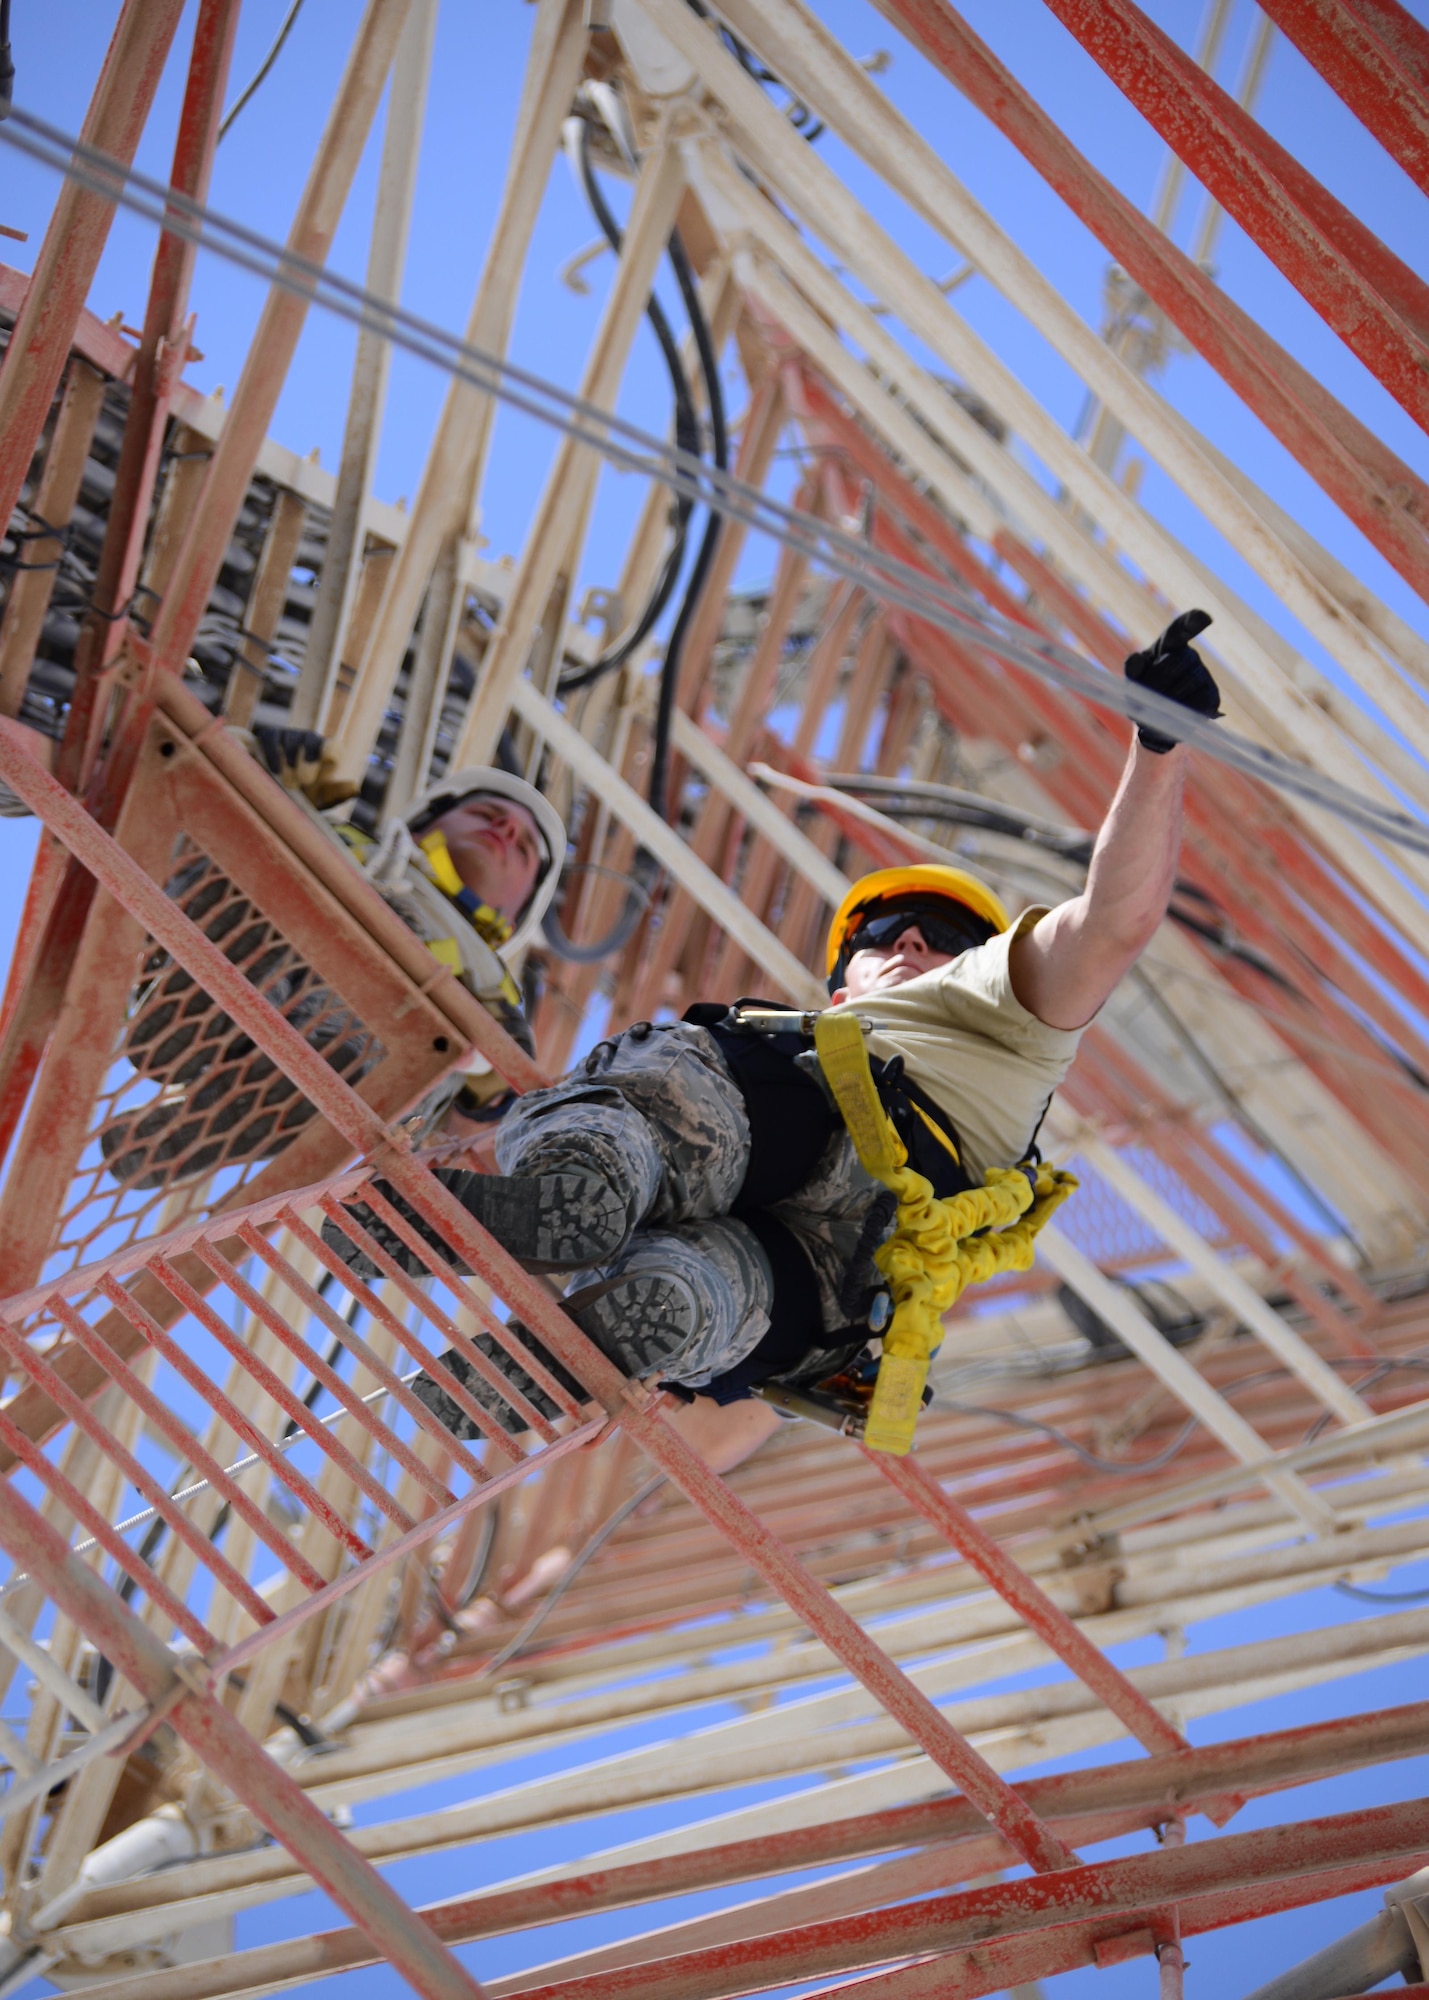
<box><xmin>847</xmin><ymin>907</ymin><xmax>986</xmax><ymax>959</ymax></box>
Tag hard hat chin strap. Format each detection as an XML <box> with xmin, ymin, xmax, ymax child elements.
<box><xmin>418</xmin><ymin>830</ymin><xmax>514</xmax><ymax>949</ymax></box>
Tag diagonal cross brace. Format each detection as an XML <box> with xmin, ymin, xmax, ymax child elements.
<box><xmin>0</xmin><ymin>1471</ymin><xmax>488</xmax><ymax>2000</ymax></box>
<box><xmin>0</xmin><ymin>716</ymin><xmax>1077</xmax><ymax>1876</ymax></box>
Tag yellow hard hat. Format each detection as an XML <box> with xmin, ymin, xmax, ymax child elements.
<box><xmin>826</xmin><ymin>865</ymin><xmax>1011</xmax><ymax>984</ymax></box>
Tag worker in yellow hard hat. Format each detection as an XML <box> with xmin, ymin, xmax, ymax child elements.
<box><xmin>325</xmin><ymin>610</ymin><xmax>1221</xmax><ymax>1472</ymax></box>
<box><xmin>825</xmin><ymin>864</ymin><xmax>1011</xmax><ymax>994</ymax></box>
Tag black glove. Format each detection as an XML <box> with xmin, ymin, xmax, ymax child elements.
<box><xmin>253</xmin><ymin>724</ymin><xmax>324</xmax><ymax>778</ymax></box>
<box><xmin>250</xmin><ymin>725</ymin><xmax>359</xmax><ymax>808</ymax></box>
<box><xmin>1124</xmin><ymin>609</ymin><xmax>1222</xmax><ymax>754</ymax></box>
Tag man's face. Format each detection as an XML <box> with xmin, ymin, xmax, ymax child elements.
<box><xmin>429</xmin><ymin>793</ymin><xmax>545</xmax><ymax>922</ymax></box>
<box><xmin>831</xmin><ymin>921</ymin><xmax>956</xmax><ymax>1003</ymax></box>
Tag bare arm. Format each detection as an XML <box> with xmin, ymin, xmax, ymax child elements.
<box><xmin>663</xmin><ymin>1393</ymin><xmax>784</xmax><ymax>1472</ymax></box>
<box><xmin>1008</xmin><ymin>738</ymin><xmax>1185</xmax><ymax>1031</ymax></box>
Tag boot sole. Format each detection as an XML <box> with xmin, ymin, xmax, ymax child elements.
<box><xmin>567</xmin><ymin>1271</ymin><xmax>700</xmax><ymax>1378</ymax></box>
<box><xmin>413</xmin><ymin>1273</ymin><xmax>701</xmax><ymax>1439</ymax></box>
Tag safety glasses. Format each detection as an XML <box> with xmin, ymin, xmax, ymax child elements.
<box><xmin>846</xmin><ymin>906</ymin><xmax>986</xmax><ymax>960</ymax></box>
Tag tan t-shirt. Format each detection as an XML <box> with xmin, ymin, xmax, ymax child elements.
<box><xmin>824</xmin><ymin>908</ymin><xmax>1084</xmax><ymax>1180</ymax></box>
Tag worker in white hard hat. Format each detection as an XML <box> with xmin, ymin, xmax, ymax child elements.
<box><xmin>334</xmin><ymin>757</ymin><xmax>566</xmax><ymax>1116</ymax></box>
<box><xmin>102</xmin><ymin>730</ymin><xmax>566</xmax><ymax>1188</ymax></box>
<box><xmin>326</xmin><ymin>613</ymin><xmax>1220</xmax><ymax>1469</ymax></box>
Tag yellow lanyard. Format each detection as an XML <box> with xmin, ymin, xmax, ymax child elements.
<box><xmin>814</xmin><ymin>1011</ymin><xmax>1075</xmax><ymax>1455</ymax></box>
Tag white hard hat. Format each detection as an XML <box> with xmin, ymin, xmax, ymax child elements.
<box><xmin>400</xmin><ymin>766</ymin><xmax>567</xmax><ymax>955</ymax></box>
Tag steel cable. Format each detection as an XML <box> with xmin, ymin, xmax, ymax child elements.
<box><xmin>217</xmin><ymin>0</ymin><xmax>307</xmax><ymax>143</ymax></box>
<box><xmin>556</xmin><ymin>112</ymin><xmax>699</xmax><ymax>696</ymax></box>
<box><xmin>4</xmin><ymin>108</ymin><xmax>1429</xmax><ymax>858</ymax></box>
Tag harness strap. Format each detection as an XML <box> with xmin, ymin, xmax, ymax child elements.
<box><xmin>419</xmin><ymin>830</ymin><xmax>515</xmax><ymax>948</ymax></box>
<box><xmin>339</xmin><ymin>820</ymin><xmax>524</xmax><ymax>1009</ymax></box>
<box><xmin>813</xmin><ymin>1011</ymin><xmax>1077</xmax><ymax>1456</ymax></box>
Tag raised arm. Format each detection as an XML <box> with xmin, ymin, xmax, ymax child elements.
<box><xmin>1008</xmin><ymin>613</ymin><xmax>1221</xmax><ymax>1032</ymax></box>
<box><xmin>1008</xmin><ymin>738</ymin><xmax>1185</xmax><ymax>1030</ymax></box>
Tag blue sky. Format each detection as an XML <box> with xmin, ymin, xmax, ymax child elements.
<box><xmin>3</xmin><ymin>3</ymin><xmax>1429</xmax><ymax>1996</ymax></box>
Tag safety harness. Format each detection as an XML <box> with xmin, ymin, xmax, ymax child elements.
<box><xmin>691</xmin><ymin>1001</ymin><xmax>1076</xmax><ymax>1456</ymax></box>
<box><xmin>813</xmin><ymin>1011</ymin><xmax>1077</xmax><ymax>1454</ymax></box>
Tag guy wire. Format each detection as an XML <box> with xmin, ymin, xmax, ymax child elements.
<box><xmin>4</xmin><ymin>108</ymin><xmax>1429</xmax><ymax>859</ymax></box>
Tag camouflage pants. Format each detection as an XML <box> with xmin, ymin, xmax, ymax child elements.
<box><xmin>494</xmin><ymin>1023</ymin><xmax>883</xmax><ymax>1389</ymax></box>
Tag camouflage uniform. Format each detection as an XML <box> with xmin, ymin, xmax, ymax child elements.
<box><xmin>400</xmin><ymin>920</ymin><xmax>1091</xmax><ymax>1428</ymax></box>
<box><xmin>493</xmin><ymin>1020</ymin><xmax>882</xmax><ymax>1390</ymax></box>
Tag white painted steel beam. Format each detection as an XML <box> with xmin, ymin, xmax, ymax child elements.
<box><xmin>0</xmin><ymin>1607</ymin><xmax>104</xmax><ymax>1734</ymax></box>
<box><xmin>1071</xmin><ymin>1132</ymin><xmax>1371</xmax><ymax>1427</ymax></box>
<box><xmin>1034</xmin><ymin>1226</ymin><xmax>1338</xmax><ymax>1531</ymax></box>
<box><xmin>669</xmin><ymin>709</ymin><xmax>851</xmax><ymax>909</ymax></box>
<box><xmin>453</xmin><ymin>139</ymin><xmax>690</xmax><ymax>770</ymax></box>
<box><xmin>294</xmin><ymin>0</ymin><xmax>438</xmax><ymax>731</ymax></box>
<box><xmin>330</xmin><ymin>0</ymin><xmax>590</xmax><ymax>780</ymax></box>
<box><xmin>509</xmin><ymin>677</ymin><xmax>826</xmax><ymax>1005</ymax></box>
<box><xmin>0</xmin><ymin>1712</ymin><xmax>141</xmax><ymax>1829</ymax></box>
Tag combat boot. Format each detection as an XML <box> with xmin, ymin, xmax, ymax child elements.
<box><xmin>412</xmin><ymin>1270</ymin><xmax>702</xmax><ymax>1437</ymax></box>
<box><xmin>321</xmin><ymin>1168</ymin><xmax>630</xmax><ymax>1280</ymax></box>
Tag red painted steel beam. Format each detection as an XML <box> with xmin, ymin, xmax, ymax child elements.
<box><xmin>0</xmin><ymin>0</ymin><xmax>188</xmax><ymax>538</ymax></box>
<box><xmin>69</xmin><ymin>0</ymin><xmax>408</xmax><ymax>875</ymax></box>
<box><xmin>71</xmin><ymin>1701</ymin><xmax>1429</xmax><ymax>2000</ymax></box>
<box><xmin>1345</xmin><ymin>0</ymin><xmax>1429</xmax><ymax>93</ymax></box>
<box><xmin>0</xmin><ymin>265</ymin><xmax>138</xmax><ymax>382</ymax></box>
<box><xmin>1036</xmin><ymin>0</ymin><xmax>1429</xmax><ymax>430</ymax></box>
<box><xmin>0</xmin><ymin>1160</ymin><xmax>362</xmax><ymax>1318</ymax></box>
<box><xmin>0</xmin><ymin>1473</ymin><xmax>489</xmax><ymax>2000</ymax></box>
<box><xmin>616</xmin><ymin>1403</ymin><xmax>1079</xmax><ymax>1873</ymax></box>
<box><xmin>0</xmin><ymin>801</ymin><xmax>65</xmax><ymax>1054</ymax></box>
<box><xmin>40</xmin><ymin>1288</ymin><xmax>322</xmax><ymax>1605</ymax></box>
<box><xmin>103</xmin><ymin>1267</ymin><xmax>376</xmax><ymax>1566</ymax></box>
<box><xmin>0</xmin><ymin>0</ymin><xmax>225</xmax><ymax>1126</ymax></box>
<box><xmin>0</xmin><ymin>835</ymin><xmax>112</xmax><ymax>1167</ymax></box>
<box><xmin>0</xmin><ymin>1403</ymin><xmax>217</xmax><ymax>1655</ymax></box>
<box><xmin>0</xmin><ymin>672</ymin><xmax>540</xmax><ymax>1286</ymax></box>
<box><xmin>240</xmin><ymin>1218</ymin><xmax>492</xmax><ymax>1483</ymax></box>
<box><xmin>0</xmin><ymin>715</ymin><xmax>1077</xmax><ymax>1880</ymax></box>
<box><xmin>1257</xmin><ymin>0</ymin><xmax>1429</xmax><ymax>197</ymax></box>
<box><xmin>875</xmin><ymin>0</ymin><xmax>1429</xmax><ymax>599</ymax></box>
<box><xmin>813</xmin><ymin>1861</ymin><xmax>1429</xmax><ymax>2000</ymax></box>
<box><xmin>869</xmin><ymin>1450</ymin><xmax>1191</xmax><ymax>1760</ymax></box>
<box><xmin>154</xmin><ymin>678</ymin><xmax>547</xmax><ymax>1092</ymax></box>
<box><xmin>502</xmin><ymin>1798</ymin><xmax>1429</xmax><ymax>2000</ymax></box>
<box><xmin>60</xmin><ymin>0</ymin><xmax>243</xmax><ymax>796</ymax></box>
<box><xmin>0</xmin><ymin>739</ymin><xmax>196</xmax><ymax>1290</ymax></box>
<box><xmin>211</xmin><ymin>1419</ymin><xmax>605</xmax><ymax>1681</ymax></box>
